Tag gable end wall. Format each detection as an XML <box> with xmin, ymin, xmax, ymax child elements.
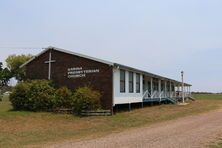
<box><xmin>25</xmin><ymin>49</ymin><xmax>113</xmax><ymax>110</ymax></box>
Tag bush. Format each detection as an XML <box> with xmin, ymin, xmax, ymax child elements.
<box><xmin>53</xmin><ymin>87</ymin><xmax>73</xmax><ymax>109</ymax></box>
<box><xmin>27</xmin><ymin>80</ymin><xmax>55</xmax><ymax>111</ymax></box>
<box><xmin>10</xmin><ymin>80</ymin><xmax>102</xmax><ymax>114</ymax></box>
<box><xmin>9</xmin><ymin>81</ymin><xmax>31</xmax><ymax>110</ymax></box>
<box><xmin>10</xmin><ymin>80</ymin><xmax>55</xmax><ymax>111</ymax></box>
<box><xmin>0</xmin><ymin>86</ymin><xmax>13</xmax><ymax>94</ymax></box>
<box><xmin>72</xmin><ymin>86</ymin><xmax>101</xmax><ymax>114</ymax></box>
<box><xmin>0</xmin><ymin>90</ymin><xmax>2</xmax><ymax>101</ymax></box>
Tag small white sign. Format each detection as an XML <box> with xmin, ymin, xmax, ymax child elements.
<box><xmin>67</xmin><ymin>67</ymin><xmax>100</xmax><ymax>78</ymax></box>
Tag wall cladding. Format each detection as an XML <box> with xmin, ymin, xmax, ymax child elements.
<box><xmin>25</xmin><ymin>49</ymin><xmax>113</xmax><ymax>110</ymax></box>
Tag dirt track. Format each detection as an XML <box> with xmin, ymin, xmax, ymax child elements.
<box><xmin>54</xmin><ymin>110</ymin><xmax>222</xmax><ymax>148</ymax></box>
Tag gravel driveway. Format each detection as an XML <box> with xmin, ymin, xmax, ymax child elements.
<box><xmin>53</xmin><ymin>110</ymin><xmax>222</xmax><ymax>148</ymax></box>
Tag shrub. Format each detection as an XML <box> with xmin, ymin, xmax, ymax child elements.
<box><xmin>72</xmin><ymin>86</ymin><xmax>101</xmax><ymax>114</ymax></box>
<box><xmin>10</xmin><ymin>80</ymin><xmax>55</xmax><ymax>111</ymax></box>
<box><xmin>27</xmin><ymin>80</ymin><xmax>55</xmax><ymax>111</ymax></box>
<box><xmin>10</xmin><ymin>80</ymin><xmax>102</xmax><ymax>114</ymax></box>
<box><xmin>9</xmin><ymin>81</ymin><xmax>31</xmax><ymax>110</ymax></box>
<box><xmin>53</xmin><ymin>87</ymin><xmax>73</xmax><ymax>109</ymax></box>
<box><xmin>0</xmin><ymin>90</ymin><xmax>2</xmax><ymax>101</ymax></box>
<box><xmin>0</xmin><ymin>86</ymin><xmax>13</xmax><ymax>94</ymax></box>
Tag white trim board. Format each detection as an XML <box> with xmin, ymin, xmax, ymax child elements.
<box><xmin>20</xmin><ymin>46</ymin><xmax>192</xmax><ymax>86</ymax></box>
<box><xmin>20</xmin><ymin>46</ymin><xmax>114</xmax><ymax>68</ymax></box>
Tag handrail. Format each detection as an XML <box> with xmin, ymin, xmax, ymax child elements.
<box><xmin>148</xmin><ymin>91</ymin><xmax>151</xmax><ymax>98</ymax></box>
<box><xmin>143</xmin><ymin>90</ymin><xmax>183</xmax><ymax>100</ymax></box>
<box><xmin>143</xmin><ymin>90</ymin><xmax>148</xmax><ymax>98</ymax></box>
<box><xmin>151</xmin><ymin>91</ymin><xmax>158</xmax><ymax>98</ymax></box>
<box><xmin>159</xmin><ymin>91</ymin><xmax>164</xmax><ymax>102</ymax></box>
<box><xmin>143</xmin><ymin>90</ymin><xmax>152</xmax><ymax>99</ymax></box>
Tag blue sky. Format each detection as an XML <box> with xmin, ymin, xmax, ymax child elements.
<box><xmin>0</xmin><ymin>0</ymin><xmax>222</xmax><ymax>92</ymax></box>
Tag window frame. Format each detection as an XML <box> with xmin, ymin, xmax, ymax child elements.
<box><xmin>136</xmin><ymin>73</ymin><xmax>140</xmax><ymax>93</ymax></box>
<box><xmin>120</xmin><ymin>70</ymin><xmax>126</xmax><ymax>93</ymax></box>
<box><xmin>129</xmin><ymin>71</ymin><xmax>134</xmax><ymax>93</ymax></box>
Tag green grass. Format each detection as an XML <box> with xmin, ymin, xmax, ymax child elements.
<box><xmin>209</xmin><ymin>140</ymin><xmax>222</xmax><ymax>148</ymax></box>
<box><xmin>0</xmin><ymin>94</ymin><xmax>222</xmax><ymax>147</ymax></box>
<box><xmin>192</xmin><ymin>94</ymin><xmax>222</xmax><ymax>100</ymax></box>
<box><xmin>210</xmin><ymin>143</ymin><xmax>222</xmax><ymax>148</ymax></box>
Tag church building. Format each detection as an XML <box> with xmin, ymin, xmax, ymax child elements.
<box><xmin>21</xmin><ymin>47</ymin><xmax>192</xmax><ymax>112</ymax></box>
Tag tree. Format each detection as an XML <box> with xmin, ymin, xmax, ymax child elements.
<box><xmin>6</xmin><ymin>54</ymin><xmax>32</xmax><ymax>81</ymax></box>
<box><xmin>0</xmin><ymin>62</ymin><xmax>2</xmax><ymax>71</ymax></box>
<box><xmin>0</xmin><ymin>62</ymin><xmax>12</xmax><ymax>87</ymax></box>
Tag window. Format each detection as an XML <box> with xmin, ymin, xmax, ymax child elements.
<box><xmin>129</xmin><ymin>72</ymin><xmax>134</xmax><ymax>93</ymax></box>
<box><xmin>153</xmin><ymin>78</ymin><xmax>158</xmax><ymax>91</ymax></box>
<box><xmin>167</xmin><ymin>82</ymin><xmax>170</xmax><ymax>91</ymax></box>
<box><xmin>172</xmin><ymin>84</ymin><xmax>175</xmax><ymax>91</ymax></box>
<box><xmin>120</xmin><ymin>70</ymin><xmax>125</xmax><ymax>93</ymax></box>
<box><xmin>136</xmin><ymin>73</ymin><xmax>140</xmax><ymax>93</ymax></box>
<box><xmin>147</xmin><ymin>81</ymin><xmax>151</xmax><ymax>97</ymax></box>
<box><xmin>161</xmin><ymin>81</ymin><xmax>164</xmax><ymax>91</ymax></box>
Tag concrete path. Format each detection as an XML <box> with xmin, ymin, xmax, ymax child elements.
<box><xmin>53</xmin><ymin>110</ymin><xmax>222</xmax><ymax>148</ymax></box>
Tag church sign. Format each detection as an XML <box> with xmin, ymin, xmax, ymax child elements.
<box><xmin>67</xmin><ymin>67</ymin><xmax>100</xmax><ymax>78</ymax></box>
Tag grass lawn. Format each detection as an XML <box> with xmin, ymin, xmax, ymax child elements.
<box><xmin>192</xmin><ymin>94</ymin><xmax>222</xmax><ymax>100</ymax></box>
<box><xmin>209</xmin><ymin>139</ymin><xmax>222</xmax><ymax>148</ymax></box>
<box><xmin>0</xmin><ymin>94</ymin><xmax>222</xmax><ymax>147</ymax></box>
<box><xmin>210</xmin><ymin>143</ymin><xmax>222</xmax><ymax>148</ymax></box>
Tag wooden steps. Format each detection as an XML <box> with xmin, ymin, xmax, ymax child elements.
<box><xmin>81</xmin><ymin>110</ymin><xmax>112</xmax><ymax>116</ymax></box>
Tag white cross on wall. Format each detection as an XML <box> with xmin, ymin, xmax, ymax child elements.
<box><xmin>44</xmin><ymin>51</ymin><xmax>56</xmax><ymax>80</ymax></box>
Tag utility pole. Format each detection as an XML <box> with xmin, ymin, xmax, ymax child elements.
<box><xmin>181</xmin><ymin>71</ymin><xmax>185</xmax><ymax>103</ymax></box>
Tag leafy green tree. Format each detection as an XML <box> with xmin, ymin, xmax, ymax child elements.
<box><xmin>0</xmin><ymin>62</ymin><xmax>12</xmax><ymax>87</ymax></box>
<box><xmin>6</xmin><ymin>54</ymin><xmax>32</xmax><ymax>81</ymax></box>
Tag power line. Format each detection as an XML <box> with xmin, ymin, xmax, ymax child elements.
<box><xmin>0</xmin><ymin>47</ymin><xmax>45</xmax><ymax>49</ymax></box>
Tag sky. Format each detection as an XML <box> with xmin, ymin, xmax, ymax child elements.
<box><xmin>0</xmin><ymin>0</ymin><xmax>222</xmax><ymax>92</ymax></box>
